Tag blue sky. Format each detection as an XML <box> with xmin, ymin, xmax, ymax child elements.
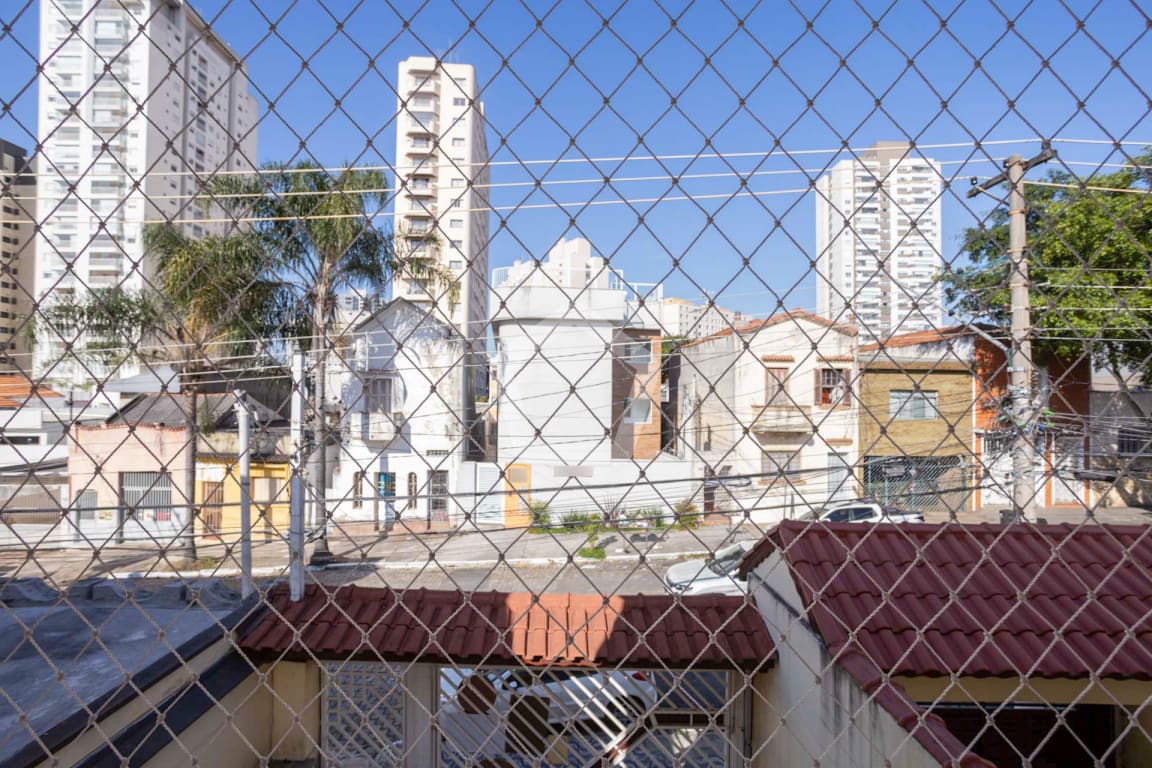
<box><xmin>2</xmin><ymin>0</ymin><xmax>1150</xmax><ymax>318</ymax></box>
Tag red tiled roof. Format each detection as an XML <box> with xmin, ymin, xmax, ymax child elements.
<box><xmin>240</xmin><ymin>585</ymin><xmax>775</xmax><ymax>671</ymax></box>
<box><xmin>737</xmin><ymin>520</ymin><xmax>1152</xmax><ymax>768</ymax></box>
<box><xmin>740</xmin><ymin>520</ymin><xmax>1152</xmax><ymax>680</ymax></box>
<box><xmin>682</xmin><ymin>308</ymin><xmax>858</xmax><ymax>347</ymax></box>
<box><xmin>0</xmin><ymin>375</ymin><xmax>61</xmax><ymax>409</ymax></box>
<box><xmin>858</xmin><ymin>325</ymin><xmax>984</xmax><ymax>352</ymax></box>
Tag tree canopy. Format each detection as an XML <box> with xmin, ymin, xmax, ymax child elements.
<box><xmin>944</xmin><ymin>150</ymin><xmax>1152</xmax><ymax>381</ymax></box>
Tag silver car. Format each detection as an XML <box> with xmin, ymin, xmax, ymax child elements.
<box><xmin>663</xmin><ymin>541</ymin><xmax>755</xmax><ymax>596</ymax></box>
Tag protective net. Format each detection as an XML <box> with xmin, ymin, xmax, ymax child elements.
<box><xmin>0</xmin><ymin>1</ymin><xmax>1151</xmax><ymax>766</ymax></box>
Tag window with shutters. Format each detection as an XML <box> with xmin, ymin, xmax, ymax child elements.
<box><xmin>816</xmin><ymin>368</ymin><xmax>849</xmax><ymax>406</ymax></box>
<box><xmin>765</xmin><ymin>368</ymin><xmax>789</xmax><ymax>405</ymax></box>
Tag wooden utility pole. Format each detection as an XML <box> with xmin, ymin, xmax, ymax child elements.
<box><xmin>968</xmin><ymin>142</ymin><xmax>1056</xmax><ymax>522</ymax></box>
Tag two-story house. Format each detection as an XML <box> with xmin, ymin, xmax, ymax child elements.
<box><xmin>680</xmin><ymin>310</ymin><xmax>859</xmax><ymax>523</ymax></box>
<box><xmin>859</xmin><ymin>326</ymin><xmax>1093</xmax><ymax>515</ymax></box>
<box><xmin>491</xmin><ymin>237</ymin><xmax>691</xmax><ymax>528</ymax></box>
<box><xmin>328</xmin><ymin>298</ymin><xmax>493</xmax><ymax>530</ymax></box>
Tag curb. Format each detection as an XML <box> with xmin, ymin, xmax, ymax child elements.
<box><xmin>107</xmin><ymin>548</ymin><xmax>707</xmax><ymax>580</ymax></box>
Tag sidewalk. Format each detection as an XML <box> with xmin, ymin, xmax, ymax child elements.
<box><xmin>98</xmin><ymin>521</ymin><xmax>755</xmax><ymax>580</ymax></box>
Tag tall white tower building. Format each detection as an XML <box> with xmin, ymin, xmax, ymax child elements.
<box><xmin>35</xmin><ymin>0</ymin><xmax>258</xmax><ymax>385</ymax></box>
<box><xmin>815</xmin><ymin>141</ymin><xmax>943</xmax><ymax>340</ymax></box>
<box><xmin>393</xmin><ymin>57</ymin><xmax>490</xmax><ymax>343</ymax></box>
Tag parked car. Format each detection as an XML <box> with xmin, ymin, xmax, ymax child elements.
<box><xmin>663</xmin><ymin>540</ymin><xmax>756</xmax><ymax>596</ymax></box>
<box><xmin>804</xmin><ymin>501</ymin><xmax>924</xmax><ymax>524</ymax></box>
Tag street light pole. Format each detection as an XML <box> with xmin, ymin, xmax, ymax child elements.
<box><xmin>968</xmin><ymin>142</ymin><xmax>1056</xmax><ymax>523</ymax></box>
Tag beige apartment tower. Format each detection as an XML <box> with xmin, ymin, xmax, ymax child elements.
<box><xmin>393</xmin><ymin>56</ymin><xmax>491</xmax><ymax>342</ymax></box>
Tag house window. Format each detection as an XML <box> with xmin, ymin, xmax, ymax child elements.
<box><xmin>623</xmin><ymin>397</ymin><xmax>652</xmax><ymax>424</ymax></box>
<box><xmin>889</xmin><ymin>390</ymin><xmax>938</xmax><ymax>421</ymax></box>
<box><xmin>429</xmin><ymin>470</ymin><xmax>449</xmax><ymax>518</ymax></box>
<box><xmin>364</xmin><ymin>377</ymin><xmax>395</xmax><ymax>412</ymax></box>
<box><xmin>1119</xmin><ymin>428</ymin><xmax>1151</xmax><ymax>456</ymax></box>
<box><xmin>817</xmin><ymin>368</ymin><xmax>849</xmax><ymax>406</ymax></box>
<box><xmin>761</xmin><ymin>450</ymin><xmax>796</xmax><ymax>479</ymax></box>
<box><xmin>621</xmin><ymin>340</ymin><xmax>651</xmax><ymax>366</ymax></box>
<box><xmin>352</xmin><ymin>471</ymin><xmax>364</xmax><ymax>509</ymax></box>
<box><xmin>406</xmin><ymin>472</ymin><xmax>418</xmax><ymax>509</ymax></box>
<box><xmin>765</xmin><ymin>368</ymin><xmax>789</xmax><ymax>406</ymax></box>
<box><xmin>377</xmin><ymin>472</ymin><xmax>396</xmax><ymax>498</ymax></box>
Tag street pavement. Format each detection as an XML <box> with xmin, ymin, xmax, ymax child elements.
<box><xmin>2</xmin><ymin>505</ymin><xmax>1149</xmax><ymax>591</ymax></box>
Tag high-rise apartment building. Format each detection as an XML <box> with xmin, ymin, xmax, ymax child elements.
<box><xmin>815</xmin><ymin>141</ymin><xmax>943</xmax><ymax>340</ymax></box>
<box><xmin>0</xmin><ymin>141</ymin><xmax>34</xmax><ymax>372</ymax></box>
<box><xmin>35</xmin><ymin>0</ymin><xmax>258</xmax><ymax>384</ymax></box>
<box><xmin>393</xmin><ymin>57</ymin><xmax>490</xmax><ymax>342</ymax></box>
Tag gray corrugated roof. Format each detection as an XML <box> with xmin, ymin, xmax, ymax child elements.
<box><xmin>105</xmin><ymin>392</ymin><xmax>285</xmax><ymax>428</ymax></box>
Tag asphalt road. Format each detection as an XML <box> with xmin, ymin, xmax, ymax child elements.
<box><xmin>317</xmin><ymin>559</ymin><xmax>674</xmax><ymax>594</ymax></box>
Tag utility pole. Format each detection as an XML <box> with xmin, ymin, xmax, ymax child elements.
<box><xmin>234</xmin><ymin>390</ymin><xmax>253</xmax><ymax>599</ymax></box>
<box><xmin>289</xmin><ymin>349</ymin><xmax>306</xmax><ymax>600</ymax></box>
<box><xmin>968</xmin><ymin>142</ymin><xmax>1056</xmax><ymax>523</ymax></box>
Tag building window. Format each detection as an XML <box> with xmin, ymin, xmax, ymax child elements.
<box><xmin>449</xmin><ymin>260</ymin><xmax>463</xmax><ymax>270</ymax></box>
<box><xmin>377</xmin><ymin>472</ymin><xmax>396</xmax><ymax>498</ymax></box>
<box><xmin>623</xmin><ymin>397</ymin><xmax>652</xmax><ymax>424</ymax></box>
<box><xmin>451</xmin><ymin>178</ymin><xmax>465</xmax><ymax>188</ymax></box>
<box><xmin>621</xmin><ymin>340</ymin><xmax>651</xmax><ymax>366</ymax></box>
<box><xmin>889</xmin><ymin>390</ymin><xmax>938</xmax><ymax>421</ymax></box>
<box><xmin>352</xmin><ymin>471</ymin><xmax>364</xmax><ymax>509</ymax></box>
<box><xmin>817</xmin><ymin>368</ymin><xmax>850</xmax><ymax>406</ymax></box>
<box><xmin>453</xmin><ymin>97</ymin><xmax>466</xmax><ymax>106</ymax></box>
<box><xmin>407</xmin><ymin>472</ymin><xmax>418</xmax><ymax>509</ymax></box>
<box><xmin>428</xmin><ymin>469</ymin><xmax>449</xmax><ymax>518</ymax></box>
<box><xmin>761</xmin><ymin>450</ymin><xmax>796</xmax><ymax>479</ymax></box>
<box><xmin>1119</xmin><ymin>428</ymin><xmax>1151</xmax><ymax>456</ymax></box>
<box><xmin>765</xmin><ymin>368</ymin><xmax>789</xmax><ymax>406</ymax></box>
<box><xmin>452</xmin><ymin>137</ymin><xmax>465</xmax><ymax>147</ymax></box>
<box><xmin>449</xmin><ymin>218</ymin><xmax>463</xmax><ymax>229</ymax></box>
<box><xmin>364</xmin><ymin>377</ymin><xmax>395</xmax><ymax>412</ymax></box>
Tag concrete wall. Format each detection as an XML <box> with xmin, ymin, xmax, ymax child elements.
<box><xmin>1089</xmin><ymin>381</ymin><xmax>1152</xmax><ymax>509</ymax></box>
<box><xmin>68</xmin><ymin>423</ymin><xmax>190</xmax><ymax>541</ymax></box>
<box><xmin>748</xmin><ymin>553</ymin><xmax>948</xmax><ymax>768</ymax></box>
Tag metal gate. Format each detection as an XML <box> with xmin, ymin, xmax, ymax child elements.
<box><xmin>116</xmin><ymin>471</ymin><xmax>173</xmax><ymax>543</ymax></box>
<box><xmin>863</xmin><ymin>456</ymin><xmax>969</xmax><ymax>514</ymax></box>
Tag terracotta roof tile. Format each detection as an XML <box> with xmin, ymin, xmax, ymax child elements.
<box><xmin>240</xmin><ymin>585</ymin><xmax>775</xmax><ymax>671</ymax></box>
<box><xmin>740</xmin><ymin>520</ymin><xmax>1152</xmax><ymax>680</ymax></box>
<box><xmin>737</xmin><ymin>520</ymin><xmax>1152</xmax><ymax>768</ymax></box>
<box><xmin>682</xmin><ymin>308</ymin><xmax>858</xmax><ymax>347</ymax></box>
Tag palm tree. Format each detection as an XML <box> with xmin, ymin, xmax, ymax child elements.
<box><xmin>208</xmin><ymin>161</ymin><xmax>450</xmax><ymax>562</ymax></box>
<box><xmin>144</xmin><ymin>223</ymin><xmax>289</xmax><ymax>562</ymax></box>
<box><xmin>38</xmin><ymin>226</ymin><xmax>284</xmax><ymax>562</ymax></box>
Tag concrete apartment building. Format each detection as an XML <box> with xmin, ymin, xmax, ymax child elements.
<box><xmin>491</xmin><ymin>237</ymin><xmax>691</xmax><ymax>528</ymax></box>
<box><xmin>0</xmin><ymin>141</ymin><xmax>33</xmax><ymax>371</ymax></box>
<box><xmin>393</xmin><ymin>56</ymin><xmax>490</xmax><ymax>343</ymax></box>
<box><xmin>815</xmin><ymin>141</ymin><xmax>943</xmax><ymax>340</ymax></box>
<box><xmin>35</xmin><ymin>0</ymin><xmax>258</xmax><ymax>385</ymax></box>
<box><xmin>646</xmin><ymin>296</ymin><xmax>744</xmax><ymax>340</ymax></box>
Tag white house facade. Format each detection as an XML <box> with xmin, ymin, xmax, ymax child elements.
<box><xmin>680</xmin><ymin>310</ymin><xmax>860</xmax><ymax>524</ymax></box>
<box><xmin>491</xmin><ymin>237</ymin><xmax>692</xmax><ymax>527</ymax></box>
<box><xmin>328</xmin><ymin>299</ymin><xmax>497</xmax><ymax>528</ymax></box>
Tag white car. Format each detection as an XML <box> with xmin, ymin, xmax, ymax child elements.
<box><xmin>807</xmin><ymin>501</ymin><xmax>925</xmax><ymax>524</ymax></box>
<box><xmin>663</xmin><ymin>541</ymin><xmax>756</xmax><ymax>596</ymax></box>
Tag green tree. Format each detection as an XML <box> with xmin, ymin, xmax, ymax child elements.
<box><xmin>207</xmin><ymin>161</ymin><xmax>450</xmax><ymax>561</ymax></box>
<box><xmin>37</xmin><ymin>226</ymin><xmax>285</xmax><ymax>561</ymax></box>
<box><xmin>945</xmin><ymin>150</ymin><xmax>1152</xmax><ymax>383</ymax></box>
